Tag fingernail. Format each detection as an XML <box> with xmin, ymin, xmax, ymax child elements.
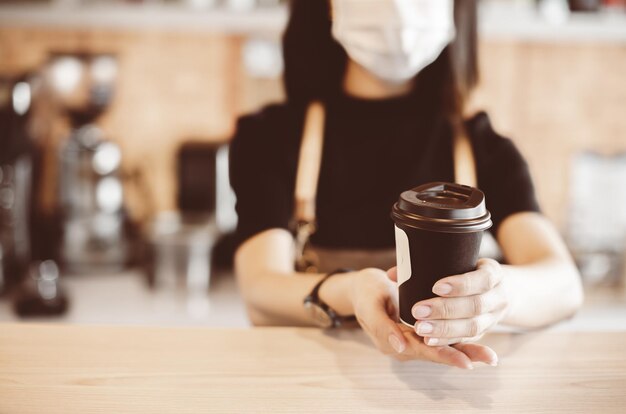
<box><xmin>388</xmin><ymin>335</ymin><xmax>405</xmax><ymax>354</ymax></box>
<box><xmin>489</xmin><ymin>357</ymin><xmax>499</xmax><ymax>367</ymax></box>
<box><xmin>412</xmin><ymin>305</ymin><xmax>431</xmax><ymax>319</ymax></box>
<box><xmin>427</xmin><ymin>337</ymin><xmax>439</xmax><ymax>346</ymax></box>
<box><xmin>466</xmin><ymin>363</ymin><xmax>475</xmax><ymax>370</ymax></box>
<box><xmin>433</xmin><ymin>283</ymin><xmax>452</xmax><ymax>296</ymax></box>
<box><xmin>416</xmin><ymin>322</ymin><xmax>433</xmax><ymax>335</ymax></box>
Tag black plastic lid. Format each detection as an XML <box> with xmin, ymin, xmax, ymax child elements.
<box><xmin>391</xmin><ymin>182</ymin><xmax>492</xmax><ymax>233</ymax></box>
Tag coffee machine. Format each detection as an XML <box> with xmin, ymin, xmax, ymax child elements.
<box><xmin>46</xmin><ymin>52</ymin><xmax>131</xmax><ymax>273</ymax></box>
<box><xmin>0</xmin><ymin>76</ymin><xmax>35</xmax><ymax>294</ymax></box>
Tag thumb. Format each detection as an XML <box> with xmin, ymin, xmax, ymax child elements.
<box><xmin>387</xmin><ymin>267</ymin><xmax>398</xmax><ymax>282</ymax></box>
<box><xmin>361</xmin><ymin>298</ymin><xmax>406</xmax><ymax>354</ymax></box>
<box><xmin>453</xmin><ymin>343</ymin><xmax>499</xmax><ymax>366</ymax></box>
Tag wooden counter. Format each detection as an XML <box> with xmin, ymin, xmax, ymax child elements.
<box><xmin>0</xmin><ymin>324</ymin><xmax>624</xmax><ymax>413</ymax></box>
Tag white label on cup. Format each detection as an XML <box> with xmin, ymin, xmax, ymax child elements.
<box><xmin>394</xmin><ymin>225</ymin><xmax>412</xmax><ymax>286</ymax></box>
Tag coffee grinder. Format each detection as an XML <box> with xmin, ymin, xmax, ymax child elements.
<box><xmin>46</xmin><ymin>52</ymin><xmax>132</xmax><ymax>274</ymax></box>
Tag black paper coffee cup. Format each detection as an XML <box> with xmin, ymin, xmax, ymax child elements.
<box><xmin>391</xmin><ymin>182</ymin><xmax>492</xmax><ymax>327</ymax></box>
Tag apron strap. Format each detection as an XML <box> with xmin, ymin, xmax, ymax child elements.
<box><xmin>452</xmin><ymin>116</ymin><xmax>478</xmax><ymax>188</ymax></box>
<box><xmin>295</xmin><ymin>101</ymin><xmax>326</xmax><ymax>225</ymax></box>
<box><xmin>294</xmin><ymin>102</ymin><xmax>325</xmax><ymax>271</ymax></box>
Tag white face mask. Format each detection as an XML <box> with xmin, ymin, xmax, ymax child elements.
<box><xmin>331</xmin><ymin>0</ymin><xmax>456</xmax><ymax>84</ymax></box>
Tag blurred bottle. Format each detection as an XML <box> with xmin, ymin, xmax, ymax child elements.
<box><xmin>184</xmin><ymin>0</ymin><xmax>218</xmax><ymax>9</ymax></box>
<box><xmin>226</xmin><ymin>0</ymin><xmax>256</xmax><ymax>12</ymax></box>
<box><xmin>538</xmin><ymin>0</ymin><xmax>571</xmax><ymax>23</ymax></box>
<box><xmin>602</xmin><ymin>0</ymin><xmax>626</xmax><ymax>11</ymax></box>
<box><xmin>568</xmin><ymin>0</ymin><xmax>626</xmax><ymax>11</ymax></box>
<box><xmin>14</xmin><ymin>260</ymin><xmax>68</xmax><ymax>317</ymax></box>
<box><xmin>568</xmin><ymin>0</ymin><xmax>601</xmax><ymax>11</ymax></box>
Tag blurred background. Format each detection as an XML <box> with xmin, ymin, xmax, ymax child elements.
<box><xmin>0</xmin><ymin>0</ymin><xmax>625</xmax><ymax>328</ymax></box>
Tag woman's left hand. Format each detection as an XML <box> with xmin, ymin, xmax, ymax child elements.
<box><xmin>389</xmin><ymin>258</ymin><xmax>510</xmax><ymax>346</ymax></box>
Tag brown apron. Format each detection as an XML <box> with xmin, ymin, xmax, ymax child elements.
<box><xmin>293</xmin><ymin>101</ymin><xmax>477</xmax><ymax>274</ymax></box>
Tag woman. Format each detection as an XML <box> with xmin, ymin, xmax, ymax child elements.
<box><xmin>230</xmin><ymin>0</ymin><xmax>583</xmax><ymax>369</ymax></box>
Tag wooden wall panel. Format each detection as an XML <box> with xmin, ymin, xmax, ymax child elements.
<box><xmin>475</xmin><ymin>41</ymin><xmax>626</xmax><ymax>228</ymax></box>
<box><xmin>1</xmin><ymin>26</ymin><xmax>624</xmax><ymax>228</ymax></box>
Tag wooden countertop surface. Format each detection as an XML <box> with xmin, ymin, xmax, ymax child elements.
<box><xmin>0</xmin><ymin>324</ymin><xmax>624</xmax><ymax>413</ymax></box>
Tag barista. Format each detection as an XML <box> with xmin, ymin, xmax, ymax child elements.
<box><xmin>230</xmin><ymin>0</ymin><xmax>583</xmax><ymax>369</ymax></box>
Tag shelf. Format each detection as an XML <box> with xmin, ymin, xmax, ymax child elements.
<box><xmin>480</xmin><ymin>6</ymin><xmax>626</xmax><ymax>43</ymax></box>
<box><xmin>0</xmin><ymin>4</ymin><xmax>288</xmax><ymax>35</ymax></box>
<box><xmin>0</xmin><ymin>3</ymin><xmax>625</xmax><ymax>42</ymax></box>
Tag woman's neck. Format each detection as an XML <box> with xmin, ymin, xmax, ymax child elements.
<box><xmin>342</xmin><ymin>59</ymin><xmax>414</xmax><ymax>100</ymax></box>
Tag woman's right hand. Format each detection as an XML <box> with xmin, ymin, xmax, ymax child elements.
<box><xmin>349</xmin><ymin>268</ymin><xmax>498</xmax><ymax>369</ymax></box>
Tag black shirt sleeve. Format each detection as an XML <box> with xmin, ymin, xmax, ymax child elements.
<box><xmin>468</xmin><ymin>112</ymin><xmax>541</xmax><ymax>236</ymax></box>
<box><xmin>229</xmin><ymin>105</ymin><xmax>300</xmax><ymax>246</ymax></box>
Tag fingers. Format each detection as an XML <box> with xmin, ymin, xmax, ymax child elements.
<box><xmin>416</xmin><ymin>313</ymin><xmax>498</xmax><ymax>339</ymax></box>
<box><xmin>432</xmin><ymin>258</ymin><xmax>502</xmax><ymax>297</ymax></box>
<box><xmin>425</xmin><ymin>344</ymin><xmax>474</xmax><ymax>370</ymax></box>
<box><xmin>387</xmin><ymin>267</ymin><xmax>398</xmax><ymax>282</ymax></box>
<box><xmin>412</xmin><ymin>284</ymin><xmax>506</xmax><ymax>320</ymax></box>
<box><xmin>453</xmin><ymin>343</ymin><xmax>499</xmax><ymax>367</ymax></box>
<box><xmin>398</xmin><ymin>329</ymin><xmax>473</xmax><ymax>369</ymax></box>
<box><xmin>420</xmin><ymin>335</ymin><xmax>498</xmax><ymax>367</ymax></box>
<box><xmin>394</xmin><ymin>325</ymin><xmax>497</xmax><ymax>369</ymax></box>
<box><xmin>423</xmin><ymin>336</ymin><xmax>469</xmax><ymax>346</ymax></box>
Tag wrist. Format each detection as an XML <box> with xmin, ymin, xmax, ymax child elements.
<box><xmin>318</xmin><ymin>271</ymin><xmax>358</xmax><ymax>317</ymax></box>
